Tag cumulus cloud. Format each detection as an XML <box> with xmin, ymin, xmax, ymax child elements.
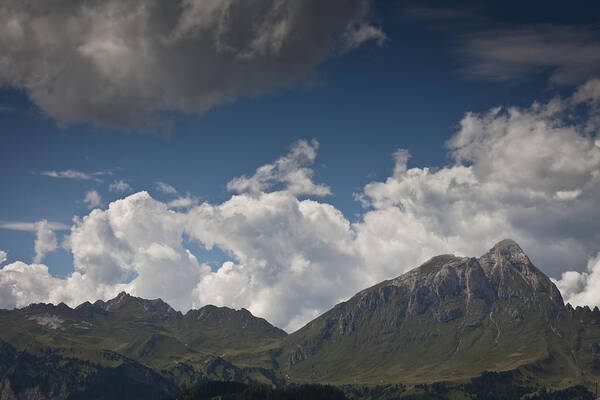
<box><xmin>0</xmin><ymin>250</ymin><xmax>6</xmax><ymax>265</ymax></box>
<box><xmin>167</xmin><ymin>196</ymin><xmax>198</xmax><ymax>209</ymax></box>
<box><xmin>83</xmin><ymin>190</ymin><xmax>102</xmax><ymax>209</ymax></box>
<box><xmin>573</xmin><ymin>78</ymin><xmax>600</xmax><ymax>105</ymax></box>
<box><xmin>187</xmin><ymin>191</ymin><xmax>360</xmax><ymax>329</ymax></box>
<box><xmin>573</xmin><ymin>78</ymin><xmax>600</xmax><ymax>134</ymax></box>
<box><xmin>1</xmin><ymin>81</ymin><xmax>599</xmax><ymax>331</ymax></box>
<box><xmin>459</xmin><ymin>24</ymin><xmax>600</xmax><ymax>84</ymax></box>
<box><xmin>33</xmin><ymin>220</ymin><xmax>58</xmax><ymax>263</ymax></box>
<box><xmin>0</xmin><ymin>0</ymin><xmax>383</xmax><ymax>130</ymax></box>
<box><xmin>357</xmin><ymin>89</ymin><xmax>600</xmax><ymax>278</ymax></box>
<box><xmin>227</xmin><ymin>139</ymin><xmax>331</xmax><ymax>197</ymax></box>
<box><xmin>0</xmin><ymin>142</ymin><xmax>350</xmax><ymax>330</ymax></box>
<box><xmin>66</xmin><ymin>192</ymin><xmax>210</xmax><ymax>309</ymax></box>
<box><xmin>109</xmin><ymin>180</ymin><xmax>132</xmax><ymax>193</ymax></box>
<box><xmin>0</xmin><ymin>262</ymin><xmax>64</xmax><ymax>309</ymax></box>
<box><xmin>554</xmin><ymin>254</ymin><xmax>600</xmax><ymax>307</ymax></box>
<box><xmin>156</xmin><ymin>182</ymin><xmax>178</xmax><ymax>195</ymax></box>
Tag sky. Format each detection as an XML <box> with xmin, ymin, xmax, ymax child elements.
<box><xmin>1</xmin><ymin>0</ymin><xmax>600</xmax><ymax>332</ymax></box>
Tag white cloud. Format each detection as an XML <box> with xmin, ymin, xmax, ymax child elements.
<box><xmin>187</xmin><ymin>191</ymin><xmax>360</xmax><ymax>330</ymax></box>
<box><xmin>167</xmin><ymin>196</ymin><xmax>198</xmax><ymax>209</ymax></box>
<box><xmin>0</xmin><ymin>259</ymin><xmax>120</xmax><ymax>310</ymax></box>
<box><xmin>572</xmin><ymin>78</ymin><xmax>600</xmax><ymax>134</ymax></box>
<box><xmin>109</xmin><ymin>180</ymin><xmax>132</xmax><ymax>193</ymax></box>
<box><xmin>0</xmin><ymin>145</ymin><xmax>353</xmax><ymax>330</ymax></box>
<box><xmin>33</xmin><ymin>220</ymin><xmax>58</xmax><ymax>263</ymax></box>
<box><xmin>0</xmin><ymin>250</ymin><xmax>6</xmax><ymax>265</ymax></box>
<box><xmin>41</xmin><ymin>170</ymin><xmax>92</xmax><ymax>180</ymax></box>
<box><xmin>343</xmin><ymin>24</ymin><xmax>387</xmax><ymax>50</ymax></box>
<box><xmin>0</xmin><ymin>0</ymin><xmax>383</xmax><ymax>130</ymax></box>
<box><xmin>0</xmin><ymin>262</ymin><xmax>64</xmax><ymax>309</ymax></box>
<box><xmin>227</xmin><ymin>139</ymin><xmax>331</xmax><ymax>197</ymax></box>
<box><xmin>554</xmin><ymin>190</ymin><xmax>582</xmax><ymax>201</ymax></box>
<box><xmin>67</xmin><ymin>191</ymin><xmax>210</xmax><ymax>310</ymax></box>
<box><xmin>0</xmin><ymin>221</ymin><xmax>69</xmax><ymax>231</ymax></box>
<box><xmin>1</xmin><ymin>81</ymin><xmax>599</xmax><ymax>331</ymax></box>
<box><xmin>356</xmin><ymin>88</ymin><xmax>600</xmax><ymax>279</ymax></box>
<box><xmin>156</xmin><ymin>182</ymin><xmax>178</xmax><ymax>195</ymax></box>
<box><xmin>83</xmin><ymin>190</ymin><xmax>102</xmax><ymax>209</ymax></box>
<box><xmin>554</xmin><ymin>254</ymin><xmax>600</xmax><ymax>308</ymax></box>
<box><xmin>573</xmin><ymin>78</ymin><xmax>600</xmax><ymax>105</ymax></box>
<box><xmin>41</xmin><ymin>169</ymin><xmax>111</xmax><ymax>182</ymax></box>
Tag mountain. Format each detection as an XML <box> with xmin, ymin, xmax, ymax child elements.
<box><xmin>0</xmin><ymin>239</ymin><xmax>599</xmax><ymax>399</ymax></box>
<box><xmin>0</xmin><ymin>291</ymin><xmax>286</xmax><ymax>392</ymax></box>
<box><xmin>281</xmin><ymin>240</ymin><xmax>599</xmax><ymax>388</ymax></box>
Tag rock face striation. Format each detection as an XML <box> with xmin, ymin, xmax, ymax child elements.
<box><xmin>478</xmin><ymin>239</ymin><xmax>563</xmax><ymax>308</ymax></box>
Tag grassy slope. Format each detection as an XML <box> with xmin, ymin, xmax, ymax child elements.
<box><xmin>277</xmin><ymin>252</ymin><xmax>600</xmax><ymax>389</ymax></box>
<box><xmin>0</xmin><ymin>296</ymin><xmax>286</xmax><ymax>387</ymax></box>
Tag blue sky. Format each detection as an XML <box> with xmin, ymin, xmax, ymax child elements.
<box><xmin>1</xmin><ymin>1</ymin><xmax>600</xmax><ymax>330</ymax></box>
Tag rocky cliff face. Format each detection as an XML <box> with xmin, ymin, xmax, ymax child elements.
<box><xmin>478</xmin><ymin>239</ymin><xmax>564</xmax><ymax>308</ymax></box>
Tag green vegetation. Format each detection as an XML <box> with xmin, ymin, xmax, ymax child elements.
<box><xmin>0</xmin><ymin>340</ymin><xmax>175</xmax><ymax>399</ymax></box>
<box><xmin>163</xmin><ymin>375</ymin><xmax>595</xmax><ymax>400</ymax></box>
<box><xmin>0</xmin><ymin>292</ymin><xmax>285</xmax><ymax>388</ymax></box>
<box><xmin>163</xmin><ymin>381</ymin><xmax>347</xmax><ymax>400</ymax></box>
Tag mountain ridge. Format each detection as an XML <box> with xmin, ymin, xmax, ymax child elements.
<box><xmin>7</xmin><ymin>239</ymin><xmax>562</xmax><ymax>330</ymax></box>
<box><xmin>1</xmin><ymin>239</ymin><xmax>599</xmax><ymax>398</ymax></box>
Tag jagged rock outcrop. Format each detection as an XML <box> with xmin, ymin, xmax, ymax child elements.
<box><xmin>478</xmin><ymin>239</ymin><xmax>564</xmax><ymax>308</ymax></box>
<box><xmin>94</xmin><ymin>291</ymin><xmax>180</xmax><ymax>316</ymax></box>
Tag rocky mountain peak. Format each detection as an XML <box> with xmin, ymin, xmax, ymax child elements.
<box><xmin>99</xmin><ymin>292</ymin><xmax>177</xmax><ymax>315</ymax></box>
<box><xmin>185</xmin><ymin>304</ymin><xmax>259</xmax><ymax>325</ymax></box>
<box><xmin>478</xmin><ymin>239</ymin><xmax>563</xmax><ymax>308</ymax></box>
<box><xmin>100</xmin><ymin>291</ymin><xmax>131</xmax><ymax>311</ymax></box>
<box><xmin>185</xmin><ymin>305</ymin><xmax>243</xmax><ymax>323</ymax></box>
<box><xmin>481</xmin><ymin>239</ymin><xmax>529</xmax><ymax>271</ymax></box>
<box><xmin>284</xmin><ymin>240</ymin><xmax>578</xmax><ymax>381</ymax></box>
<box><xmin>184</xmin><ymin>305</ymin><xmax>287</xmax><ymax>337</ymax></box>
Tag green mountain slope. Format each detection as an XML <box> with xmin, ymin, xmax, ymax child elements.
<box><xmin>0</xmin><ymin>292</ymin><xmax>286</xmax><ymax>389</ymax></box>
<box><xmin>280</xmin><ymin>240</ymin><xmax>599</xmax><ymax>388</ymax></box>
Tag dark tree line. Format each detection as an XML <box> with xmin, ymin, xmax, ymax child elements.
<box><xmin>164</xmin><ymin>381</ymin><xmax>347</xmax><ymax>400</ymax></box>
